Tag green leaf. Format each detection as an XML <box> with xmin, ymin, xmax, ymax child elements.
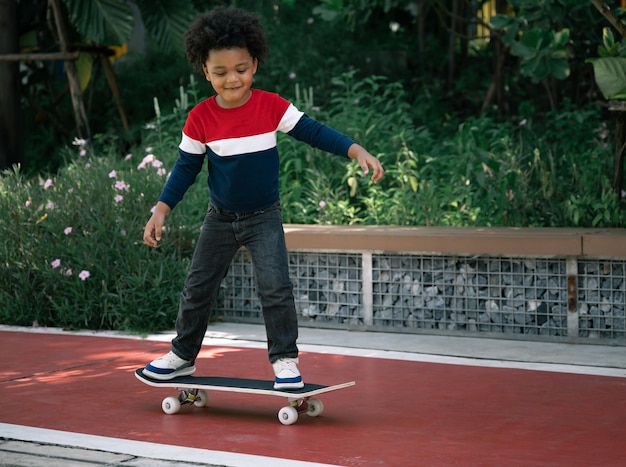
<box><xmin>549</xmin><ymin>59</ymin><xmax>570</xmax><ymax>80</ymax></box>
<box><xmin>511</xmin><ymin>30</ymin><xmax>547</xmax><ymax>60</ymax></box>
<box><xmin>489</xmin><ymin>14</ymin><xmax>515</xmax><ymax>31</ymax></box>
<box><xmin>553</xmin><ymin>29</ymin><xmax>569</xmax><ymax>48</ymax></box>
<box><xmin>76</xmin><ymin>52</ymin><xmax>94</xmax><ymax>91</ymax></box>
<box><xmin>19</xmin><ymin>30</ymin><xmax>38</xmax><ymax>50</ymax></box>
<box><xmin>63</xmin><ymin>0</ymin><xmax>134</xmax><ymax>45</ymax></box>
<box><xmin>520</xmin><ymin>57</ymin><xmax>549</xmax><ymax>82</ymax></box>
<box><xmin>518</xmin><ymin>29</ymin><xmax>546</xmax><ymax>51</ymax></box>
<box><xmin>313</xmin><ymin>5</ymin><xmax>341</xmax><ymax>22</ymax></box>
<box><xmin>587</xmin><ymin>57</ymin><xmax>626</xmax><ymax>100</ymax></box>
<box><xmin>603</xmin><ymin>27</ymin><xmax>615</xmax><ymax>51</ymax></box>
<box><xmin>511</xmin><ymin>40</ymin><xmax>535</xmax><ymax>60</ymax></box>
<box><xmin>137</xmin><ymin>0</ymin><xmax>196</xmax><ymax>54</ymax></box>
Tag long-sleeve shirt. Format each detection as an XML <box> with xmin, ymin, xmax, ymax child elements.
<box><xmin>158</xmin><ymin>89</ymin><xmax>355</xmax><ymax>213</ymax></box>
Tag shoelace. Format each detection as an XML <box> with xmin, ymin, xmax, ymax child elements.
<box><xmin>160</xmin><ymin>352</ymin><xmax>183</xmax><ymax>364</ymax></box>
<box><xmin>275</xmin><ymin>360</ymin><xmax>297</xmax><ymax>373</ymax></box>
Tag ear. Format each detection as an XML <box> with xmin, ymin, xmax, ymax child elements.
<box><xmin>252</xmin><ymin>57</ymin><xmax>259</xmax><ymax>75</ymax></box>
<box><xmin>202</xmin><ymin>63</ymin><xmax>210</xmax><ymax>82</ymax></box>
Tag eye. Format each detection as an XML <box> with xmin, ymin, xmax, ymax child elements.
<box><xmin>237</xmin><ymin>69</ymin><xmax>247</xmax><ymax>74</ymax></box>
<box><xmin>214</xmin><ymin>72</ymin><xmax>226</xmax><ymax>77</ymax></box>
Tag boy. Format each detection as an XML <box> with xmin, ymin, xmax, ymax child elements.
<box><xmin>142</xmin><ymin>7</ymin><xmax>384</xmax><ymax>389</ymax></box>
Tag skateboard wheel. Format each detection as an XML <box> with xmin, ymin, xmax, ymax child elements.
<box><xmin>193</xmin><ymin>390</ymin><xmax>209</xmax><ymax>408</ymax></box>
<box><xmin>278</xmin><ymin>406</ymin><xmax>298</xmax><ymax>425</ymax></box>
<box><xmin>162</xmin><ymin>396</ymin><xmax>181</xmax><ymax>414</ymax></box>
<box><xmin>307</xmin><ymin>398</ymin><xmax>324</xmax><ymax>417</ymax></box>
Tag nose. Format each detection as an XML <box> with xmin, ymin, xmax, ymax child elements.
<box><xmin>226</xmin><ymin>71</ymin><xmax>239</xmax><ymax>82</ymax></box>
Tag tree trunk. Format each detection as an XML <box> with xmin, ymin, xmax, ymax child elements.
<box><xmin>101</xmin><ymin>55</ymin><xmax>129</xmax><ymax>132</ymax></box>
<box><xmin>609</xmin><ymin>101</ymin><xmax>626</xmax><ymax>197</ymax></box>
<box><xmin>0</xmin><ymin>0</ymin><xmax>23</xmax><ymax>170</ymax></box>
<box><xmin>417</xmin><ymin>0</ymin><xmax>426</xmax><ymax>55</ymax></box>
<box><xmin>49</xmin><ymin>0</ymin><xmax>91</xmax><ymax>142</ymax></box>
<box><xmin>481</xmin><ymin>0</ymin><xmax>508</xmax><ymax>116</ymax></box>
<box><xmin>447</xmin><ymin>0</ymin><xmax>459</xmax><ymax>89</ymax></box>
<box><xmin>590</xmin><ymin>0</ymin><xmax>626</xmax><ymax>38</ymax></box>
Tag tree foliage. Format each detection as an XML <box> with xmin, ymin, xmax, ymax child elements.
<box><xmin>61</xmin><ymin>0</ymin><xmax>196</xmax><ymax>52</ymax></box>
<box><xmin>2</xmin><ymin>0</ymin><xmax>626</xmax><ymax>173</ymax></box>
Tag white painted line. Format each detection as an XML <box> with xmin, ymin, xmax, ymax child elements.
<box><xmin>0</xmin><ymin>423</ymin><xmax>341</xmax><ymax>467</ymax></box>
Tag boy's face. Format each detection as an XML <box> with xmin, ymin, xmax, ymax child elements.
<box><xmin>202</xmin><ymin>47</ymin><xmax>258</xmax><ymax>109</ymax></box>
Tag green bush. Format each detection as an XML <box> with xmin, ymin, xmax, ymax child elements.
<box><xmin>1</xmin><ymin>73</ymin><xmax>623</xmax><ymax>331</ymax></box>
<box><xmin>0</xmin><ymin>137</ymin><xmax>194</xmax><ymax>332</ymax></box>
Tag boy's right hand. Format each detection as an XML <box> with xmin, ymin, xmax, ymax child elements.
<box><xmin>143</xmin><ymin>202</ymin><xmax>171</xmax><ymax>248</ymax></box>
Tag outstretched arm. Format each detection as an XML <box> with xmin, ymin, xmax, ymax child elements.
<box><xmin>347</xmin><ymin>143</ymin><xmax>384</xmax><ymax>183</ymax></box>
<box><xmin>287</xmin><ymin>115</ymin><xmax>384</xmax><ymax>183</ymax></box>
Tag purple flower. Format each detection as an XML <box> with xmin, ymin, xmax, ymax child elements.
<box><xmin>44</xmin><ymin>179</ymin><xmax>53</xmax><ymax>190</ymax></box>
<box><xmin>115</xmin><ymin>180</ymin><xmax>129</xmax><ymax>191</ymax></box>
<box><xmin>108</xmin><ymin>170</ymin><xmax>117</xmax><ymax>178</ymax></box>
<box><xmin>51</xmin><ymin>259</ymin><xmax>61</xmax><ymax>269</ymax></box>
<box><xmin>64</xmin><ymin>227</ymin><xmax>72</xmax><ymax>235</ymax></box>
<box><xmin>137</xmin><ymin>154</ymin><xmax>155</xmax><ymax>170</ymax></box>
<box><xmin>79</xmin><ymin>270</ymin><xmax>90</xmax><ymax>281</ymax></box>
<box><xmin>114</xmin><ymin>195</ymin><xmax>124</xmax><ymax>203</ymax></box>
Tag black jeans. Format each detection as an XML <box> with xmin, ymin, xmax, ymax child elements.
<box><xmin>171</xmin><ymin>200</ymin><xmax>299</xmax><ymax>363</ymax></box>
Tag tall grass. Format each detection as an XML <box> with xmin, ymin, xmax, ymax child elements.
<box><xmin>1</xmin><ymin>73</ymin><xmax>622</xmax><ymax>331</ymax></box>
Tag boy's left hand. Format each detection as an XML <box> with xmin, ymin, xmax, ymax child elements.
<box><xmin>348</xmin><ymin>144</ymin><xmax>384</xmax><ymax>183</ymax></box>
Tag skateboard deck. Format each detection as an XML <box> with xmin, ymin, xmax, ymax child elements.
<box><xmin>135</xmin><ymin>368</ymin><xmax>355</xmax><ymax>425</ymax></box>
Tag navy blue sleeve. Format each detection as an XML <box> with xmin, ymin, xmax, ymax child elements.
<box><xmin>286</xmin><ymin>114</ymin><xmax>354</xmax><ymax>158</ymax></box>
<box><xmin>158</xmin><ymin>149</ymin><xmax>205</xmax><ymax>209</ymax></box>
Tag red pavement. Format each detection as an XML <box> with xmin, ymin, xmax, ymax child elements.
<box><xmin>1</xmin><ymin>330</ymin><xmax>625</xmax><ymax>466</ymax></box>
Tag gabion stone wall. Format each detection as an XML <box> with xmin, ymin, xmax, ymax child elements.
<box><xmin>578</xmin><ymin>260</ymin><xmax>626</xmax><ymax>339</ymax></box>
<box><xmin>371</xmin><ymin>255</ymin><xmax>568</xmax><ymax>336</ymax></box>
<box><xmin>216</xmin><ymin>250</ymin><xmax>626</xmax><ymax>343</ymax></box>
<box><xmin>219</xmin><ymin>251</ymin><xmax>363</xmax><ymax>322</ymax></box>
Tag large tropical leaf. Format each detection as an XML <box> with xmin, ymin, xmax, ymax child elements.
<box><xmin>587</xmin><ymin>57</ymin><xmax>626</xmax><ymax>100</ymax></box>
<box><xmin>62</xmin><ymin>0</ymin><xmax>134</xmax><ymax>46</ymax></box>
<box><xmin>137</xmin><ymin>0</ymin><xmax>197</xmax><ymax>54</ymax></box>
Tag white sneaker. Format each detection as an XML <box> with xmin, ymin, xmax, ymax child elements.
<box><xmin>272</xmin><ymin>357</ymin><xmax>304</xmax><ymax>390</ymax></box>
<box><xmin>143</xmin><ymin>351</ymin><xmax>196</xmax><ymax>380</ymax></box>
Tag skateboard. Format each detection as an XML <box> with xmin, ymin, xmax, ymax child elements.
<box><xmin>135</xmin><ymin>368</ymin><xmax>355</xmax><ymax>425</ymax></box>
